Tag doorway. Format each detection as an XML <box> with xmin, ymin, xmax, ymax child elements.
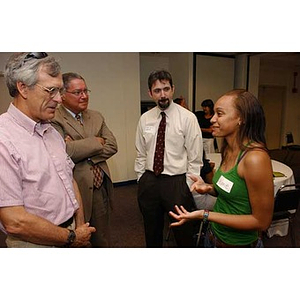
<box><xmin>258</xmin><ymin>85</ymin><xmax>286</xmax><ymax>149</ymax></box>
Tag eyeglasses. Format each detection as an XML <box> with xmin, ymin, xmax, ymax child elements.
<box><xmin>36</xmin><ymin>83</ymin><xmax>64</xmax><ymax>99</ymax></box>
<box><xmin>65</xmin><ymin>89</ymin><xmax>91</xmax><ymax>97</ymax></box>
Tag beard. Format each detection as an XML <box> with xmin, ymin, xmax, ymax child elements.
<box><xmin>157</xmin><ymin>98</ymin><xmax>170</xmax><ymax>109</ymax></box>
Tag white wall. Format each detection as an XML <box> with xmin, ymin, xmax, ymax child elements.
<box><xmin>139</xmin><ymin>53</ymin><xmax>169</xmax><ymax>101</ymax></box>
<box><xmin>168</xmin><ymin>52</ymin><xmax>193</xmax><ymax>109</ymax></box>
<box><xmin>0</xmin><ymin>52</ymin><xmax>141</xmax><ymax>183</ymax></box>
<box><xmin>194</xmin><ymin>54</ymin><xmax>235</xmax><ymax>111</ymax></box>
<box><xmin>234</xmin><ymin>54</ymin><xmax>248</xmax><ymax>89</ymax></box>
<box><xmin>248</xmin><ymin>55</ymin><xmax>260</xmax><ymax>98</ymax></box>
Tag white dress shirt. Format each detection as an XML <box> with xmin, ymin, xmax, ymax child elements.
<box><xmin>135</xmin><ymin>101</ymin><xmax>203</xmax><ymax>185</ymax></box>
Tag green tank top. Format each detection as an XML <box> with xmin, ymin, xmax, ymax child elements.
<box><xmin>211</xmin><ymin>151</ymin><xmax>258</xmax><ymax>245</ymax></box>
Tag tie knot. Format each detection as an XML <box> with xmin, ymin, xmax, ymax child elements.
<box><xmin>161</xmin><ymin>112</ymin><xmax>166</xmax><ymax>118</ymax></box>
<box><xmin>75</xmin><ymin>114</ymin><xmax>83</xmax><ymax>125</ymax></box>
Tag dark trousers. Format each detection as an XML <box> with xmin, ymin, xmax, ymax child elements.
<box><xmin>90</xmin><ymin>175</ymin><xmax>111</xmax><ymax>248</ymax></box>
<box><xmin>138</xmin><ymin>171</ymin><xmax>196</xmax><ymax>248</ymax></box>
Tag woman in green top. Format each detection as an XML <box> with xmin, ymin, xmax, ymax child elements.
<box><xmin>169</xmin><ymin>89</ymin><xmax>274</xmax><ymax>247</ymax></box>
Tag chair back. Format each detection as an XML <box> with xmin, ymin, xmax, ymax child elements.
<box><xmin>274</xmin><ymin>184</ymin><xmax>300</xmax><ymax>213</ymax></box>
<box><xmin>286</xmin><ymin>132</ymin><xmax>294</xmax><ymax>145</ymax></box>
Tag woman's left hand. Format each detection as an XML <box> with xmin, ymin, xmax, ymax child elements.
<box><xmin>169</xmin><ymin>205</ymin><xmax>202</xmax><ymax>227</ymax></box>
<box><xmin>189</xmin><ymin>174</ymin><xmax>213</xmax><ymax>194</ymax></box>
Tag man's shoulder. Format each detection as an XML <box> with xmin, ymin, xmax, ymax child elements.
<box><xmin>84</xmin><ymin>109</ymin><xmax>104</xmax><ymax>119</ymax></box>
<box><xmin>0</xmin><ymin>113</ymin><xmax>15</xmax><ymax>135</ymax></box>
<box><xmin>53</xmin><ymin>105</ymin><xmax>67</xmax><ymax>120</ymax></box>
<box><xmin>139</xmin><ymin>106</ymin><xmax>157</xmax><ymax>119</ymax></box>
<box><xmin>175</xmin><ymin>105</ymin><xmax>197</xmax><ymax>120</ymax></box>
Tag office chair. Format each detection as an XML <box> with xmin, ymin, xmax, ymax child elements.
<box><xmin>286</xmin><ymin>132</ymin><xmax>294</xmax><ymax>145</ymax></box>
<box><xmin>272</xmin><ymin>183</ymin><xmax>300</xmax><ymax>247</ymax></box>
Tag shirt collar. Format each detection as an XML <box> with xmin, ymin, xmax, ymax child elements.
<box><xmin>155</xmin><ymin>100</ymin><xmax>175</xmax><ymax>118</ymax></box>
<box><xmin>8</xmin><ymin>103</ymin><xmax>51</xmax><ymax>136</ymax></box>
<box><xmin>64</xmin><ymin>107</ymin><xmax>78</xmax><ymax>119</ymax></box>
<box><xmin>63</xmin><ymin>106</ymin><xmax>83</xmax><ymax>122</ymax></box>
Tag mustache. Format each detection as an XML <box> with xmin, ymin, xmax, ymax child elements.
<box><xmin>158</xmin><ymin>98</ymin><xmax>170</xmax><ymax>109</ymax></box>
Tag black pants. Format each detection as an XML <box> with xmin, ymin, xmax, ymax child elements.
<box><xmin>138</xmin><ymin>171</ymin><xmax>196</xmax><ymax>248</ymax></box>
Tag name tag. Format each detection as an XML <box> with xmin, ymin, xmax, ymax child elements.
<box><xmin>145</xmin><ymin>126</ymin><xmax>155</xmax><ymax>134</ymax></box>
<box><xmin>216</xmin><ymin>175</ymin><xmax>234</xmax><ymax>193</ymax></box>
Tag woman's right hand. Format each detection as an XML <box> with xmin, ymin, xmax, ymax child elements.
<box><xmin>169</xmin><ymin>205</ymin><xmax>203</xmax><ymax>227</ymax></box>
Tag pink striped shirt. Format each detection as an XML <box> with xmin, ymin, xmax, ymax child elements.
<box><xmin>0</xmin><ymin>104</ymin><xmax>79</xmax><ymax>232</ymax></box>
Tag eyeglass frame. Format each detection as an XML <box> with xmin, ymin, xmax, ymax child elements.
<box><xmin>65</xmin><ymin>89</ymin><xmax>91</xmax><ymax>97</ymax></box>
<box><xmin>35</xmin><ymin>83</ymin><xmax>65</xmax><ymax>99</ymax></box>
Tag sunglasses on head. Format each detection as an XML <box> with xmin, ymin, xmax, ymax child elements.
<box><xmin>23</xmin><ymin>52</ymin><xmax>48</xmax><ymax>63</ymax></box>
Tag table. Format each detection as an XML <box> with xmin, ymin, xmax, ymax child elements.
<box><xmin>205</xmin><ymin>153</ymin><xmax>295</xmax><ymax>237</ymax></box>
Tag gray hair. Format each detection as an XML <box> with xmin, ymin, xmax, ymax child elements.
<box><xmin>62</xmin><ymin>72</ymin><xmax>86</xmax><ymax>90</ymax></box>
<box><xmin>4</xmin><ymin>52</ymin><xmax>61</xmax><ymax>97</ymax></box>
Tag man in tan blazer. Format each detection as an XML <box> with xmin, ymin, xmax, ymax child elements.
<box><xmin>51</xmin><ymin>72</ymin><xmax>118</xmax><ymax>247</ymax></box>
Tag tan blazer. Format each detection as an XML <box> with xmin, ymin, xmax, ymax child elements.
<box><xmin>51</xmin><ymin>105</ymin><xmax>118</xmax><ymax>222</ymax></box>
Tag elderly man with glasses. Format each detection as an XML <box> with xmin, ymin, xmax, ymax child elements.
<box><xmin>51</xmin><ymin>72</ymin><xmax>118</xmax><ymax>248</ymax></box>
<box><xmin>0</xmin><ymin>52</ymin><xmax>96</xmax><ymax>247</ymax></box>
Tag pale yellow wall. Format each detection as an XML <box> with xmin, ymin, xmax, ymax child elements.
<box><xmin>0</xmin><ymin>73</ymin><xmax>11</xmax><ymax>113</ymax></box>
<box><xmin>169</xmin><ymin>52</ymin><xmax>193</xmax><ymax>109</ymax></box>
<box><xmin>195</xmin><ymin>55</ymin><xmax>235</xmax><ymax>111</ymax></box>
<box><xmin>248</xmin><ymin>55</ymin><xmax>260</xmax><ymax>98</ymax></box>
<box><xmin>139</xmin><ymin>52</ymin><xmax>193</xmax><ymax>106</ymax></box>
<box><xmin>0</xmin><ymin>53</ymin><xmax>14</xmax><ymax>113</ymax></box>
<box><xmin>139</xmin><ymin>53</ymin><xmax>169</xmax><ymax>101</ymax></box>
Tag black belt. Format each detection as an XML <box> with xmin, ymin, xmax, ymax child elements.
<box><xmin>146</xmin><ymin>170</ymin><xmax>185</xmax><ymax>178</ymax></box>
<box><xmin>59</xmin><ymin>216</ymin><xmax>74</xmax><ymax>228</ymax></box>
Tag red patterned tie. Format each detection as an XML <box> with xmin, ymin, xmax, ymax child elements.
<box><xmin>153</xmin><ymin>112</ymin><xmax>166</xmax><ymax>176</ymax></box>
<box><xmin>93</xmin><ymin>165</ymin><xmax>104</xmax><ymax>189</ymax></box>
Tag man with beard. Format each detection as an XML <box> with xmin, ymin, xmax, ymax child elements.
<box><xmin>135</xmin><ymin>70</ymin><xmax>203</xmax><ymax>247</ymax></box>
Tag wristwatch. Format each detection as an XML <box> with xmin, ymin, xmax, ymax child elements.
<box><xmin>203</xmin><ymin>210</ymin><xmax>209</xmax><ymax>223</ymax></box>
<box><xmin>65</xmin><ymin>229</ymin><xmax>76</xmax><ymax>247</ymax></box>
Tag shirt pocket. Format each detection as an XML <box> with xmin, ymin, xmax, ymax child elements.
<box><xmin>143</xmin><ymin>127</ymin><xmax>156</xmax><ymax>148</ymax></box>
